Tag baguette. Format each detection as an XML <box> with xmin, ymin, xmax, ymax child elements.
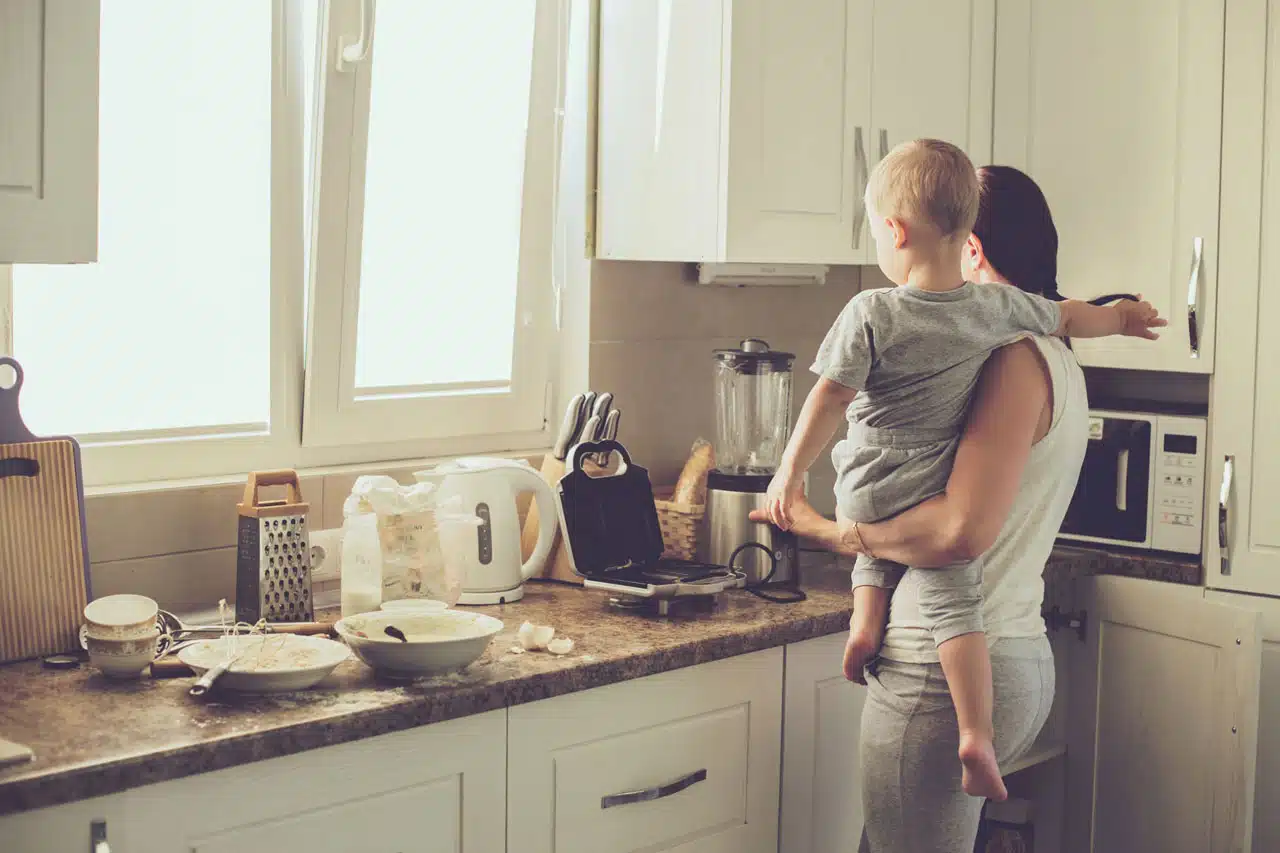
<box><xmin>671</xmin><ymin>438</ymin><xmax>715</xmax><ymax>505</ymax></box>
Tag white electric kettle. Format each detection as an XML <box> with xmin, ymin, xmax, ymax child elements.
<box><xmin>416</xmin><ymin>457</ymin><xmax>557</xmax><ymax>605</ymax></box>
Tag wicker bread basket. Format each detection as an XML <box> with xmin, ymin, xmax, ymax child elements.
<box><xmin>653</xmin><ymin>487</ymin><xmax>705</xmax><ymax>560</ymax></box>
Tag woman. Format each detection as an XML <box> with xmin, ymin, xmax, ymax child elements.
<box><xmin>762</xmin><ymin>166</ymin><xmax>1094</xmax><ymax>852</ymax></box>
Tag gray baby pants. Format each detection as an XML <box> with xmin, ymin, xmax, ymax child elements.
<box><xmin>836</xmin><ymin>424</ymin><xmax>982</xmax><ymax>645</ymax></box>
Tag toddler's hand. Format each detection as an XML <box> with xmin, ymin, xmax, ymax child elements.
<box><xmin>764</xmin><ymin>470</ymin><xmax>805</xmax><ymax>531</ymax></box>
<box><xmin>1117</xmin><ymin>296</ymin><xmax>1167</xmax><ymax>339</ymax></box>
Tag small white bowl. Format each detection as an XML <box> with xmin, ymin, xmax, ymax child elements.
<box><xmin>335</xmin><ymin>610</ymin><xmax>503</xmax><ymax>679</ymax></box>
<box><xmin>380</xmin><ymin>599</ymin><xmax>448</xmax><ymax>615</ymax></box>
<box><xmin>84</xmin><ymin>594</ymin><xmax>159</xmax><ymax>640</ymax></box>
<box><xmin>87</xmin><ymin>630</ymin><xmax>159</xmax><ymax>679</ymax></box>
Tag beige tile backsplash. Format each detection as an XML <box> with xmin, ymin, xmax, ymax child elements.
<box><xmin>82</xmin><ymin>260</ymin><xmax>863</xmax><ymax>608</ymax></box>
<box><xmin>588</xmin><ymin>260</ymin><xmax>864</xmax><ymax>514</ymax></box>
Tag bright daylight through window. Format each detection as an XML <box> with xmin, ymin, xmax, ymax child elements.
<box><xmin>7</xmin><ymin>1</ymin><xmax>566</xmax><ymax>486</ymax></box>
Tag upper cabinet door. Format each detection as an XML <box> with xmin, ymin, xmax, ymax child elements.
<box><xmin>993</xmin><ymin>0</ymin><xmax>1224</xmax><ymax>373</ymax></box>
<box><xmin>0</xmin><ymin>0</ymin><xmax>99</xmax><ymax>264</ymax></box>
<box><xmin>1066</xmin><ymin>577</ymin><xmax>1261</xmax><ymax>853</ymax></box>
<box><xmin>1207</xmin><ymin>0</ymin><xmax>1280</xmax><ymax>599</ymax></box>
<box><xmin>722</xmin><ymin>0</ymin><xmax>871</xmax><ymax>265</ymax></box>
<box><xmin>596</xmin><ymin>0</ymin><xmax>997</xmax><ymax>264</ymax></box>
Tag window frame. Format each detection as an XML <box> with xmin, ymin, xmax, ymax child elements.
<box><xmin>301</xmin><ymin>0</ymin><xmax>567</xmax><ymax>450</ymax></box>
<box><xmin>2</xmin><ymin>0</ymin><xmax>575</xmax><ymax>489</ymax></box>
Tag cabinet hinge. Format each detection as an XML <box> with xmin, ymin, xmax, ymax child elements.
<box><xmin>1044</xmin><ymin>606</ymin><xmax>1087</xmax><ymax>642</ymax></box>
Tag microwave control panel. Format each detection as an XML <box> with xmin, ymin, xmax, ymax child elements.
<box><xmin>1150</xmin><ymin>415</ymin><xmax>1207</xmax><ymax>554</ymax></box>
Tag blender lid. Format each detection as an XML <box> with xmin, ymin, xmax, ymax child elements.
<box><xmin>713</xmin><ymin>338</ymin><xmax>795</xmax><ymax>373</ymax></box>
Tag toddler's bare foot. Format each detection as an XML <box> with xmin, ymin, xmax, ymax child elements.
<box><xmin>958</xmin><ymin>729</ymin><xmax>1007</xmax><ymax>801</ymax></box>
<box><xmin>842</xmin><ymin>627</ymin><xmax>880</xmax><ymax>684</ymax></box>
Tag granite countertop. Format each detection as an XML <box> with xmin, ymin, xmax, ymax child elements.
<box><xmin>0</xmin><ymin>544</ymin><xmax>1198</xmax><ymax>817</ymax></box>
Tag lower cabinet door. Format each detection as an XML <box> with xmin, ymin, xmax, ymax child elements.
<box><xmin>507</xmin><ymin>649</ymin><xmax>783</xmax><ymax>853</ymax></box>
<box><xmin>130</xmin><ymin>709</ymin><xmax>506</xmax><ymax>853</ymax></box>
<box><xmin>779</xmin><ymin>633</ymin><xmax>866</xmax><ymax>853</ymax></box>
<box><xmin>0</xmin><ymin>791</ymin><xmax>135</xmax><ymax>853</ymax></box>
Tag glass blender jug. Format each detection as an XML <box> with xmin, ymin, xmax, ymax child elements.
<box><xmin>703</xmin><ymin>339</ymin><xmax>799</xmax><ymax>587</ymax></box>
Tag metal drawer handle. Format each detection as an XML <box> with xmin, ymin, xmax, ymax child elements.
<box><xmin>91</xmin><ymin>819</ymin><xmax>109</xmax><ymax>853</ymax></box>
<box><xmin>1187</xmin><ymin>236</ymin><xmax>1204</xmax><ymax>358</ymax></box>
<box><xmin>879</xmin><ymin>128</ymin><xmax>889</xmax><ymax>161</ymax></box>
<box><xmin>852</xmin><ymin>128</ymin><xmax>868</xmax><ymax>249</ymax></box>
<box><xmin>600</xmin><ymin>768</ymin><xmax>707</xmax><ymax>809</ymax></box>
<box><xmin>1219</xmin><ymin>455</ymin><xmax>1234</xmax><ymax>576</ymax></box>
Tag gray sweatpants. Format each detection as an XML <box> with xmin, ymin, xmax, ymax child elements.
<box><xmin>836</xmin><ymin>425</ymin><xmax>981</xmax><ymax>645</ymax></box>
<box><xmin>856</xmin><ymin>637</ymin><xmax>1055</xmax><ymax>853</ymax></box>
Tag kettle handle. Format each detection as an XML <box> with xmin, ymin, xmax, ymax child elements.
<box><xmin>500</xmin><ymin>464</ymin><xmax>559</xmax><ymax>582</ymax></box>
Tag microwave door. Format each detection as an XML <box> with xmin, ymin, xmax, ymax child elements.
<box><xmin>1062</xmin><ymin>419</ymin><xmax>1152</xmax><ymax>544</ymax></box>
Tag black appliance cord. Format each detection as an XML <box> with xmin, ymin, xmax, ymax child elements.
<box><xmin>729</xmin><ymin>542</ymin><xmax>807</xmax><ymax>604</ymax></box>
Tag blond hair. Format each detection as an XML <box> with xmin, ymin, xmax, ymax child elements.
<box><xmin>866</xmin><ymin>138</ymin><xmax>979</xmax><ymax>239</ymax></box>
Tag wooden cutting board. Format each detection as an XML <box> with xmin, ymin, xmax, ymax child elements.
<box><xmin>0</xmin><ymin>357</ymin><xmax>91</xmax><ymax>663</ymax></box>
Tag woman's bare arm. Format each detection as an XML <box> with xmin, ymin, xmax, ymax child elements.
<box><xmin>850</xmin><ymin>338</ymin><xmax>1052</xmax><ymax>566</ymax></box>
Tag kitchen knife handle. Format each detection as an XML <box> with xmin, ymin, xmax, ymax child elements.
<box><xmin>601</xmin><ymin>768</ymin><xmax>707</xmax><ymax>809</ymax></box>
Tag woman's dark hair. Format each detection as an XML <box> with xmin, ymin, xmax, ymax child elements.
<box><xmin>974</xmin><ymin>165</ymin><xmax>1133</xmax><ymax>308</ymax></box>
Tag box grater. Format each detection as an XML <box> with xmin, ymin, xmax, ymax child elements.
<box><xmin>236</xmin><ymin>470</ymin><xmax>313</xmax><ymax>624</ymax></box>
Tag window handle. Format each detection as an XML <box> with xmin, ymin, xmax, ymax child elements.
<box><xmin>337</xmin><ymin>0</ymin><xmax>376</xmax><ymax>72</ymax></box>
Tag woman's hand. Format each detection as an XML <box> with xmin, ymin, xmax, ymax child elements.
<box><xmin>750</xmin><ymin>493</ymin><xmax>864</xmax><ymax>556</ymax></box>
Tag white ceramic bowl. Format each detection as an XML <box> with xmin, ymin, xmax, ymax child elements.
<box><xmin>335</xmin><ymin>610</ymin><xmax>503</xmax><ymax>679</ymax></box>
<box><xmin>379</xmin><ymin>598</ymin><xmax>449</xmax><ymax>615</ymax></box>
<box><xmin>84</xmin><ymin>594</ymin><xmax>159</xmax><ymax>640</ymax></box>
<box><xmin>177</xmin><ymin>634</ymin><xmax>350</xmax><ymax>694</ymax></box>
<box><xmin>87</xmin><ymin>630</ymin><xmax>159</xmax><ymax>679</ymax></box>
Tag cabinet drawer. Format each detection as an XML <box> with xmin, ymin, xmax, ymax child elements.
<box><xmin>508</xmin><ymin>648</ymin><xmax>783</xmax><ymax>853</ymax></box>
<box><xmin>189</xmin><ymin>780</ymin><xmax>457</xmax><ymax>853</ymax></box>
<box><xmin>553</xmin><ymin>705</ymin><xmax>749</xmax><ymax>852</ymax></box>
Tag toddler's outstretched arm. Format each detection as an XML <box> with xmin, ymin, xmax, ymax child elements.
<box><xmin>764</xmin><ymin>377</ymin><xmax>856</xmax><ymax>530</ymax></box>
<box><xmin>1055</xmin><ymin>296</ymin><xmax>1167</xmax><ymax>339</ymax></box>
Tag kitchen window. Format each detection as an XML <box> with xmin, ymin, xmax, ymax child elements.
<box><xmin>0</xmin><ymin>0</ymin><xmax>569</xmax><ymax>487</ymax></box>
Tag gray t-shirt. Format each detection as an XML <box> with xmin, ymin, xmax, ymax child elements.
<box><xmin>813</xmin><ymin>282</ymin><xmax>1062</xmax><ymax>434</ymax></box>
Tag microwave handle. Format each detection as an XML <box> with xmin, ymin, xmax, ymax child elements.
<box><xmin>1115</xmin><ymin>449</ymin><xmax>1130</xmax><ymax>512</ymax></box>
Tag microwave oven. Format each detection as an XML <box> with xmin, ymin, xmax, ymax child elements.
<box><xmin>1059</xmin><ymin>409</ymin><xmax>1207</xmax><ymax>555</ymax></box>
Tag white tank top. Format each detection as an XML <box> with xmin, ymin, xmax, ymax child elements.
<box><xmin>879</xmin><ymin>336</ymin><xmax>1089</xmax><ymax>663</ymax></box>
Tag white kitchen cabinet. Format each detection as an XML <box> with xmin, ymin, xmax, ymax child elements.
<box><xmin>507</xmin><ymin>648</ymin><xmax>783</xmax><ymax>853</ymax></box>
<box><xmin>0</xmin><ymin>0</ymin><xmax>99</xmax><ymax>263</ymax></box>
<box><xmin>129</xmin><ymin>709</ymin><xmax>507</xmax><ymax>853</ymax></box>
<box><xmin>1206</xmin><ymin>590</ymin><xmax>1280</xmax><ymax>853</ymax></box>
<box><xmin>779</xmin><ymin>633</ymin><xmax>867</xmax><ymax>853</ymax></box>
<box><xmin>1207</xmin><ymin>0</ymin><xmax>1280</xmax><ymax>600</ymax></box>
<box><xmin>595</xmin><ymin>0</ymin><xmax>995</xmax><ymax>264</ymax></box>
<box><xmin>0</xmin><ymin>789</ymin><xmax>135</xmax><ymax>853</ymax></box>
<box><xmin>1066</xmin><ymin>577</ymin><xmax>1262</xmax><ymax>853</ymax></box>
<box><xmin>993</xmin><ymin>0</ymin><xmax>1224</xmax><ymax>373</ymax></box>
